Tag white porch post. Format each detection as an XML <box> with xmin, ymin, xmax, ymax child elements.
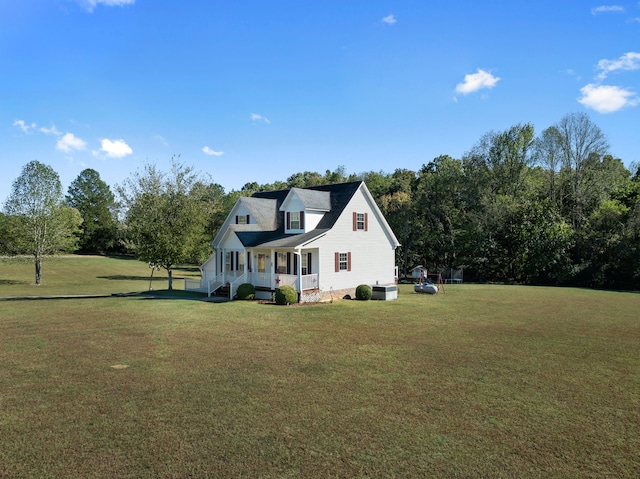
<box><xmin>244</xmin><ymin>248</ymin><xmax>249</xmax><ymax>284</ymax></box>
<box><xmin>271</xmin><ymin>249</ymin><xmax>276</xmax><ymax>290</ymax></box>
<box><xmin>221</xmin><ymin>248</ymin><xmax>226</xmax><ymax>283</ymax></box>
<box><xmin>295</xmin><ymin>249</ymin><xmax>302</xmax><ymax>293</ymax></box>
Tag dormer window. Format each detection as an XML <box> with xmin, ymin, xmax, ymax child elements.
<box><xmin>290</xmin><ymin>212</ymin><xmax>300</xmax><ymax>229</ymax></box>
<box><xmin>235</xmin><ymin>215</ymin><xmax>250</xmax><ymax>225</ymax></box>
<box><xmin>286</xmin><ymin>211</ymin><xmax>305</xmax><ymax>231</ymax></box>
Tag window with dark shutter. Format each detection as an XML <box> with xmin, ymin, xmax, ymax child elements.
<box><xmin>353</xmin><ymin>212</ymin><xmax>368</xmax><ymax>231</ymax></box>
<box><xmin>336</xmin><ymin>252</ymin><xmax>350</xmax><ymax>271</ymax></box>
<box><xmin>289</xmin><ymin>211</ymin><xmax>301</xmax><ymax>230</ymax></box>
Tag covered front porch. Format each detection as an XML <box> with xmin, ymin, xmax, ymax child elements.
<box><xmin>186</xmin><ymin>246</ymin><xmax>320</xmax><ymax>300</ymax></box>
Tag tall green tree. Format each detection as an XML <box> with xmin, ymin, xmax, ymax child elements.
<box><xmin>413</xmin><ymin>156</ymin><xmax>465</xmax><ymax>271</ymax></box>
<box><xmin>381</xmin><ymin>169</ymin><xmax>418</xmax><ymax>277</ymax></box>
<box><xmin>534</xmin><ymin>126</ymin><xmax>564</xmax><ymax>206</ymax></box>
<box><xmin>4</xmin><ymin>161</ymin><xmax>82</xmax><ymax>284</ymax></box>
<box><xmin>555</xmin><ymin>112</ymin><xmax>609</xmax><ymax>233</ymax></box>
<box><xmin>66</xmin><ymin>168</ymin><xmax>118</xmax><ymax>253</ymax></box>
<box><xmin>118</xmin><ymin>160</ymin><xmax>215</xmax><ymax>290</ymax></box>
<box><xmin>460</xmin><ymin>124</ymin><xmax>536</xmax><ymax>280</ymax></box>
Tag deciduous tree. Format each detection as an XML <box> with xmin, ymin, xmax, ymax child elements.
<box><xmin>4</xmin><ymin>161</ymin><xmax>82</xmax><ymax>284</ymax></box>
<box><xmin>118</xmin><ymin>160</ymin><xmax>215</xmax><ymax>290</ymax></box>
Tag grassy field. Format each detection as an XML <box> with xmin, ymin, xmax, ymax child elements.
<box><xmin>0</xmin><ymin>255</ymin><xmax>198</xmax><ymax>296</ymax></box>
<box><xmin>0</xmin><ymin>256</ymin><xmax>639</xmax><ymax>478</ymax></box>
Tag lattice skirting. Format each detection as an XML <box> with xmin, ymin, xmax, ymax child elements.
<box><xmin>300</xmin><ymin>290</ymin><xmax>321</xmax><ymax>303</ymax></box>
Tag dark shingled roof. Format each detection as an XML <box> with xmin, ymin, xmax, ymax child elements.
<box><xmin>235</xmin><ymin>181</ymin><xmax>363</xmax><ymax>248</ymax></box>
<box><xmin>238</xmin><ymin>197</ymin><xmax>278</xmax><ymax>230</ymax></box>
<box><xmin>288</xmin><ymin>188</ymin><xmax>331</xmax><ymax>211</ymax></box>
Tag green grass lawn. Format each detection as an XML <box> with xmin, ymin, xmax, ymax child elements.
<box><xmin>0</xmin><ymin>255</ymin><xmax>198</xmax><ymax>296</ymax></box>
<box><xmin>0</xmin><ymin>256</ymin><xmax>639</xmax><ymax>478</ymax></box>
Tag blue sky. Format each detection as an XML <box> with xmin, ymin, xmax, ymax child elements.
<box><xmin>2</xmin><ymin>1</ymin><xmax>639</xmax><ymax>203</ymax></box>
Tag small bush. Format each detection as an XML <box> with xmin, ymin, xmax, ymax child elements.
<box><xmin>355</xmin><ymin>284</ymin><xmax>372</xmax><ymax>300</ymax></box>
<box><xmin>275</xmin><ymin>285</ymin><xmax>298</xmax><ymax>305</ymax></box>
<box><xmin>236</xmin><ymin>283</ymin><xmax>255</xmax><ymax>300</ymax></box>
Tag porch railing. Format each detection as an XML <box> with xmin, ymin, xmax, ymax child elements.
<box><xmin>187</xmin><ymin>272</ymin><xmax>320</xmax><ymax>295</ymax></box>
<box><xmin>301</xmin><ymin>274</ymin><xmax>318</xmax><ymax>290</ymax></box>
<box><xmin>276</xmin><ymin>274</ymin><xmax>298</xmax><ymax>288</ymax></box>
<box><xmin>251</xmin><ymin>272</ymin><xmax>271</xmax><ymax>288</ymax></box>
<box><xmin>249</xmin><ymin>273</ymin><xmax>319</xmax><ymax>291</ymax></box>
<box><xmin>184</xmin><ymin>278</ymin><xmax>202</xmax><ymax>292</ymax></box>
<box><xmin>205</xmin><ymin>273</ymin><xmax>225</xmax><ymax>297</ymax></box>
<box><xmin>229</xmin><ymin>274</ymin><xmax>247</xmax><ymax>299</ymax></box>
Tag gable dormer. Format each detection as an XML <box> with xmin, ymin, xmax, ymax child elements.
<box><xmin>212</xmin><ymin>197</ymin><xmax>277</xmax><ymax>247</ymax></box>
<box><xmin>280</xmin><ymin>187</ymin><xmax>331</xmax><ymax>233</ymax></box>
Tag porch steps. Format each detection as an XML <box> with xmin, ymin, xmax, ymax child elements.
<box><xmin>214</xmin><ymin>284</ymin><xmax>231</xmax><ymax>298</ymax></box>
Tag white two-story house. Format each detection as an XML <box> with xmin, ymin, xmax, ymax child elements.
<box><xmin>187</xmin><ymin>181</ymin><xmax>400</xmax><ymax>302</ymax></box>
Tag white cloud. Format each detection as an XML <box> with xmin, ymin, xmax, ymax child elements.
<box><xmin>382</xmin><ymin>14</ymin><xmax>397</xmax><ymax>25</ymax></box>
<box><xmin>153</xmin><ymin>134</ymin><xmax>169</xmax><ymax>146</ymax></box>
<box><xmin>100</xmin><ymin>138</ymin><xmax>132</xmax><ymax>158</ymax></box>
<box><xmin>578</xmin><ymin>83</ymin><xmax>638</xmax><ymax>113</ymax></box>
<box><xmin>596</xmin><ymin>51</ymin><xmax>640</xmax><ymax>80</ymax></box>
<box><xmin>80</xmin><ymin>0</ymin><xmax>135</xmax><ymax>12</ymax></box>
<box><xmin>13</xmin><ymin>119</ymin><xmax>36</xmax><ymax>133</ymax></box>
<box><xmin>202</xmin><ymin>146</ymin><xmax>224</xmax><ymax>157</ymax></box>
<box><xmin>455</xmin><ymin>69</ymin><xmax>501</xmax><ymax>95</ymax></box>
<box><xmin>251</xmin><ymin>113</ymin><xmax>271</xmax><ymax>124</ymax></box>
<box><xmin>56</xmin><ymin>133</ymin><xmax>87</xmax><ymax>152</ymax></box>
<box><xmin>40</xmin><ymin>125</ymin><xmax>61</xmax><ymax>136</ymax></box>
<box><xmin>591</xmin><ymin>5</ymin><xmax>624</xmax><ymax>14</ymax></box>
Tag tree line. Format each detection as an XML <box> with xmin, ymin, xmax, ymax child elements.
<box><xmin>2</xmin><ymin>112</ymin><xmax>639</xmax><ymax>290</ymax></box>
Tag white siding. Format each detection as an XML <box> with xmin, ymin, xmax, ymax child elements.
<box><xmin>220</xmin><ymin>230</ymin><xmax>244</xmax><ymax>250</ymax></box>
<box><xmin>283</xmin><ymin>196</ymin><xmax>305</xmax><ymax>233</ymax></box>
<box><xmin>200</xmin><ymin>253</ymin><xmax>217</xmax><ymax>283</ymax></box>
<box><xmin>232</xmin><ymin>204</ymin><xmax>251</xmax><ymax>224</ymax></box>
<box><xmin>284</xmin><ymin>196</ymin><xmax>304</xmax><ymax>213</ymax></box>
<box><xmin>304</xmin><ymin>211</ymin><xmax>324</xmax><ymax>231</ymax></box>
<box><xmin>314</xmin><ymin>186</ymin><xmax>397</xmax><ymax>291</ymax></box>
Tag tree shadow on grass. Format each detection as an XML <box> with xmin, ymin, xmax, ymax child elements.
<box><xmin>97</xmin><ymin>275</ymin><xmax>160</xmax><ymax>281</ymax></box>
<box><xmin>0</xmin><ymin>279</ymin><xmax>29</xmax><ymax>285</ymax></box>
<box><xmin>97</xmin><ymin>275</ymin><xmax>192</xmax><ymax>282</ymax></box>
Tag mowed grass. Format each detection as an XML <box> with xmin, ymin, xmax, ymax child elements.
<box><xmin>0</xmin><ymin>257</ymin><xmax>639</xmax><ymax>478</ymax></box>
<box><xmin>0</xmin><ymin>255</ymin><xmax>198</xmax><ymax>296</ymax></box>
